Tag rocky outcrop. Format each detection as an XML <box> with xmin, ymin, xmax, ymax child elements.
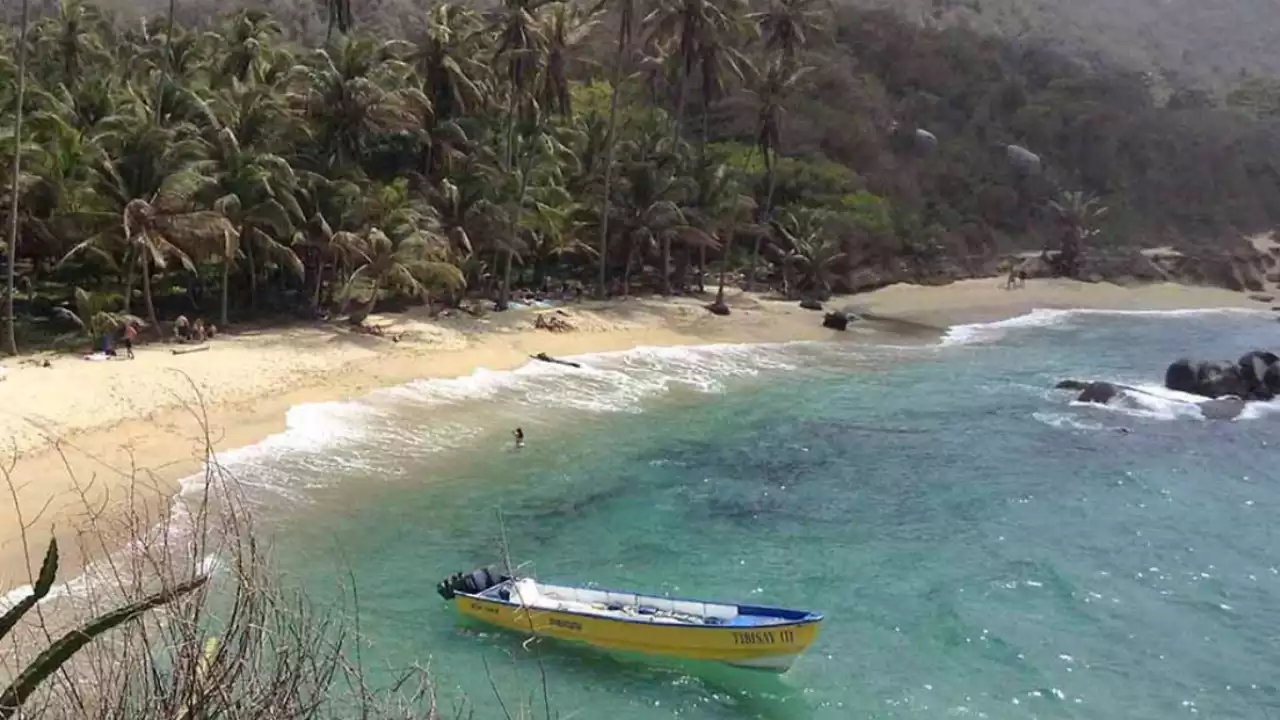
<box><xmin>1165</xmin><ymin>351</ymin><xmax>1280</xmax><ymax>401</ymax></box>
<box><xmin>1077</xmin><ymin>381</ymin><xmax>1120</xmax><ymax>404</ymax></box>
<box><xmin>1200</xmin><ymin>396</ymin><xmax>1247</xmax><ymax>421</ymax></box>
<box><xmin>823</xmin><ymin>312</ymin><xmax>851</xmax><ymax>331</ymax></box>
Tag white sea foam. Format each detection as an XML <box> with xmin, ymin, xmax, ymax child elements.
<box><xmin>1</xmin><ymin>341</ymin><xmax>805</xmax><ymax>600</ymax></box>
<box><xmin>1033</xmin><ymin>412</ymin><xmax>1107</xmax><ymax>431</ymax></box>
<box><xmin>942</xmin><ymin>307</ymin><xmax>1269</xmax><ymax>347</ymax></box>
<box><xmin>1076</xmin><ymin>384</ymin><xmax>1207</xmax><ymax>422</ymax></box>
<box><xmin>1048</xmin><ymin>380</ymin><xmax>1278</xmax><ymax>425</ymax></box>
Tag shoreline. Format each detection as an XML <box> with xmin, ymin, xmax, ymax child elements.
<box><xmin>0</xmin><ymin>280</ymin><xmax>1267</xmax><ymax>591</ymax></box>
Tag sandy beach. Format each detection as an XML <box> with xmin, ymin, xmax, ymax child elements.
<box><xmin>0</xmin><ymin>279</ymin><xmax>1268</xmax><ymax>590</ymax></box>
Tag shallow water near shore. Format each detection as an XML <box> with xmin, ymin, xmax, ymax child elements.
<box><xmin>216</xmin><ymin>309</ymin><xmax>1279</xmax><ymax>718</ymax></box>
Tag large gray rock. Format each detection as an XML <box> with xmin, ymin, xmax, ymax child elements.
<box><xmin>1200</xmin><ymin>395</ymin><xmax>1247</xmax><ymax>420</ymax></box>
<box><xmin>1165</xmin><ymin>358</ymin><xmax>1199</xmax><ymax>394</ymax></box>
<box><xmin>1165</xmin><ymin>351</ymin><xmax>1280</xmax><ymax>401</ymax></box>
<box><xmin>1077</xmin><ymin>381</ymin><xmax>1120</xmax><ymax>405</ymax></box>
<box><xmin>1196</xmin><ymin>361</ymin><xmax>1250</xmax><ymax>399</ymax></box>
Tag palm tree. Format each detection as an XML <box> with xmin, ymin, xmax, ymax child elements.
<box><xmin>739</xmin><ymin>55</ymin><xmax>810</xmax><ymax>291</ymax></box>
<box><xmin>594</xmin><ymin>0</ymin><xmax>637</xmax><ymax>298</ymax></box>
<box><xmin>748</xmin><ymin>0</ymin><xmax>827</xmax><ymax>64</ymax></box>
<box><xmin>339</xmin><ymin>226</ymin><xmax>465</xmax><ymax>318</ymax></box>
<box><xmin>490</xmin><ymin>0</ymin><xmax>551</xmax><ymax>309</ymax></box>
<box><xmin>614</xmin><ymin>157</ymin><xmax>692</xmax><ymax>296</ymax></box>
<box><xmin>289</xmin><ymin>37</ymin><xmax>427</xmax><ymax>172</ymax></box>
<box><xmin>4</xmin><ymin>0</ymin><xmax>31</xmax><ymax>355</ymax></box>
<box><xmin>771</xmin><ymin>208</ymin><xmax>845</xmax><ymax>298</ymax></box>
<box><xmin>1047</xmin><ymin>190</ymin><xmax>1107</xmax><ymax>279</ymax></box>
<box><xmin>538</xmin><ymin>2</ymin><xmax>600</xmax><ymax>118</ymax></box>
<box><xmin>31</xmin><ymin>0</ymin><xmax>112</xmax><ymax>90</ymax></box>
<box><xmin>642</xmin><ymin>0</ymin><xmax>744</xmax><ymax>140</ymax></box>
<box><xmin>644</xmin><ymin>0</ymin><xmax>744</xmax><ymax>296</ymax></box>
<box><xmin>191</xmin><ymin>86</ymin><xmax>305</xmax><ymax>321</ymax></box>
<box><xmin>406</xmin><ymin>4</ymin><xmax>489</xmax><ymax>181</ymax></box>
<box><xmin>60</xmin><ymin>92</ymin><xmax>219</xmax><ymax>334</ymax></box>
<box><xmin>117</xmin><ymin>198</ymin><xmax>200</xmax><ymax>335</ymax></box>
<box><xmin>409</xmin><ymin>4</ymin><xmax>489</xmax><ymax>119</ymax></box>
<box><xmin>213</xmin><ymin>9</ymin><xmax>284</xmax><ymax>86</ymax></box>
<box><xmin>325</xmin><ymin>0</ymin><xmax>354</xmax><ymax>44</ymax></box>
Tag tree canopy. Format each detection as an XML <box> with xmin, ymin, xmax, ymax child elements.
<box><xmin>3</xmin><ymin>0</ymin><xmax>1280</xmax><ymax>352</ymax></box>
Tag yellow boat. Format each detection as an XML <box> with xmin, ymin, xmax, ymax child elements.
<box><xmin>437</xmin><ymin>567</ymin><xmax>823</xmax><ymax>672</ymax></box>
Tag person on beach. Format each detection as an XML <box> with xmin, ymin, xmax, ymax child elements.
<box><xmin>513</xmin><ymin>427</ymin><xmax>525</xmax><ymax>449</ymax></box>
<box><xmin>122</xmin><ymin>321</ymin><xmax>138</xmax><ymax>359</ymax></box>
<box><xmin>174</xmin><ymin>315</ymin><xmax>191</xmax><ymax>343</ymax></box>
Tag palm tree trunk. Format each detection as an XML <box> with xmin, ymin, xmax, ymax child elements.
<box><xmin>497</xmin><ymin>86</ymin><xmax>521</xmax><ymax>311</ymax></box>
<box><xmin>154</xmin><ymin>0</ymin><xmax>176</xmax><ymax>125</ymax></box>
<box><xmin>122</xmin><ymin>252</ymin><xmax>136</xmax><ymax>314</ymax></box>
<box><xmin>244</xmin><ymin>235</ymin><xmax>258</xmax><ymax>311</ymax></box>
<box><xmin>140</xmin><ymin>255</ymin><xmax>161</xmax><ymax>339</ymax></box>
<box><xmin>4</xmin><ymin>0</ymin><xmax>30</xmax><ymax>356</ymax></box>
<box><xmin>596</xmin><ymin>5</ymin><xmax>632</xmax><ymax>300</ymax></box>
<box><xmin>623</xmin><ymin>243</ymin><xmax>635</xmax><ymax>298</ymax></box>
<box><xmin>661</xmin><ymin>235</ymin><xmax>671</xmax><ymax>296</ymax></box>
<box><xmin>220</xmin><ymin>257</ymin><xmax>230</xmax><ymax>326</ymax></box>
<box><xmin>698</xmin><ymin>245</ymin><xmax>706</xmax><ymax>293</ymax></box>
<box><xmin>672</xmin><ymin>60</ymin><xmax>690</xmax><ymax>142</ymax></box>
<box><xmin>312</xmin><ymin>257</ymin><xmax>325</xmax><ymax>310</ymax></box>
<box><xmin>748</xmin><ymin>146</ymin><xmax>777</xmax><ymax>294</ymax></box>
<box><xmin>716</xmin><ymin>232</ymin><xmax>732</xmax><ymax>305</ymax></box>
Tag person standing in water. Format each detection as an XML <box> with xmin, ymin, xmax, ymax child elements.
<box><xmin>513</xmin><ymin>427</ymin><xmax>525</xmax><ymax>448</ymax></box>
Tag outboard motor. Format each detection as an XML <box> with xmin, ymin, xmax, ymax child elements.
<box><xmin>436</xmin><ymin>566</ymin><xmax>510</xmax><ymax>600</ymax></box>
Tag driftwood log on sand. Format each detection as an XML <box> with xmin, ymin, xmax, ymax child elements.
<box><xmin>171</xmin><ymin>344</ymin><xmax>211</xmax><ymax>356</ymax></box>
<box><xmin>530</xmin><ymin>352</ymin><xmax>582</xmax><ymax>369</ymax></box>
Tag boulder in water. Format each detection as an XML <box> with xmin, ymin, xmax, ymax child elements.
<box><xmin>706</xmin><ymin>301</ymin><xmax>730</xmax><ymax>316</ymax></box>
<box><xmin>1077</xmin><ymin>381</ymin><xmax>1120</xmax><ymax>405</ymax></box>
<box><xmin>1055</xmin><ymin>379</ymin><xmax>1089</xmax><ymax>391</ymax></box>
<box><xmin>1238</xmin><ymin>351</ymin><xmax>1279</xmax><ymax>400</ymax></box>
<box><xmin>823</xmin><ymin>312</ymin><xmax>849</xmax><ymax>331</ymax></box>
<box><xmin>1200</xmin><ymin>395</ymin><xmax>1247</xmax><ymax>420</ymax></box>
<box><xmin>1164</xmin><ymin>352</ymin><xmax>1280</xmax><ymax>401</ymax></box>
<box><xmin>799</xmin><ymin>298</ymin><xmax>823</xmax><ymax>311</ymax></box>
<box><xmin>1196</xmin><ymin>361</ymin><xmax>1250</xmax><ymax>399</ymax></box>
<box><xmin>1165</xmin><ymin>358</ymin><xmax>1198</xmax><ymax>394</ymax></box>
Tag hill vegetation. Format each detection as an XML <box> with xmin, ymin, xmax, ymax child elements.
<box><xmin>859</xmin><ymin>0</ymin><xmax>1280</xmax><ymax>91</ymax></box>
<box><xmin>3</xmin><ymin>0</ymin><xmax>1280</xmax><ymax>355</ymax></box>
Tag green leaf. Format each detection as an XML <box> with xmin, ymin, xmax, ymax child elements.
<box><xmin>0</xmin><ymin>576</ymin><xmax>208</xmax><ymax>719</ymax></box>
<box><xmin>0</xmin><ymin>539</ymin><xmax>58</xmax><ymax>643</ymax></box>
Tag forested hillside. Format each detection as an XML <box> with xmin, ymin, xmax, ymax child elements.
<box><xmin>860</xmin><ymin>0</ymin><xmax>1280</xmax><ymax>91</ymax></box>
<box><xmin>2</xmin><ymin>0</ymin><xmax>1279</xmax><ymax>355</ymax></box>
<box><xmin>11</xmin><ymin>0</ymin><xmax>1280</xmax><ymax>87</ymax></box>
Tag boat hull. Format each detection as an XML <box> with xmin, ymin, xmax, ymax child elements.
<box><xmin>453</xmin><ymin>594</ymin><xmax>820</xmax><ymax>672</ymax></box>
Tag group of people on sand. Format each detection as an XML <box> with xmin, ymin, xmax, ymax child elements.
<box><xmin>1004</xmin><ymin>267</ymin><xmax>1029</xmax><ymax>290</ymax></box>
<box><xmin>173</xmin><ymin>315</ymin><xmax>217</xmax><ymax>344</ymax></box>
<box><xmin>96</xmin><ymin>320</ymin><xmax>139</xmax><ymax>359</ymax></box>
<box><xmin>99</xmin><ymin>315</ymin><xmax>218</xmax><ymax>360</ymax></box>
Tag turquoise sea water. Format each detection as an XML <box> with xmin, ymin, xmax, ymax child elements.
<box><xmin>222</xmin><ymin>309</ymin><xmax>1278</xmax><ymax>719</ymax></box>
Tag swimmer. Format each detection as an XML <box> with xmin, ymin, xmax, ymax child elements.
<box><xmin>513</xmin><ymin>427</ymin><xmax>525</xmax><ymax>448</ymax></box>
